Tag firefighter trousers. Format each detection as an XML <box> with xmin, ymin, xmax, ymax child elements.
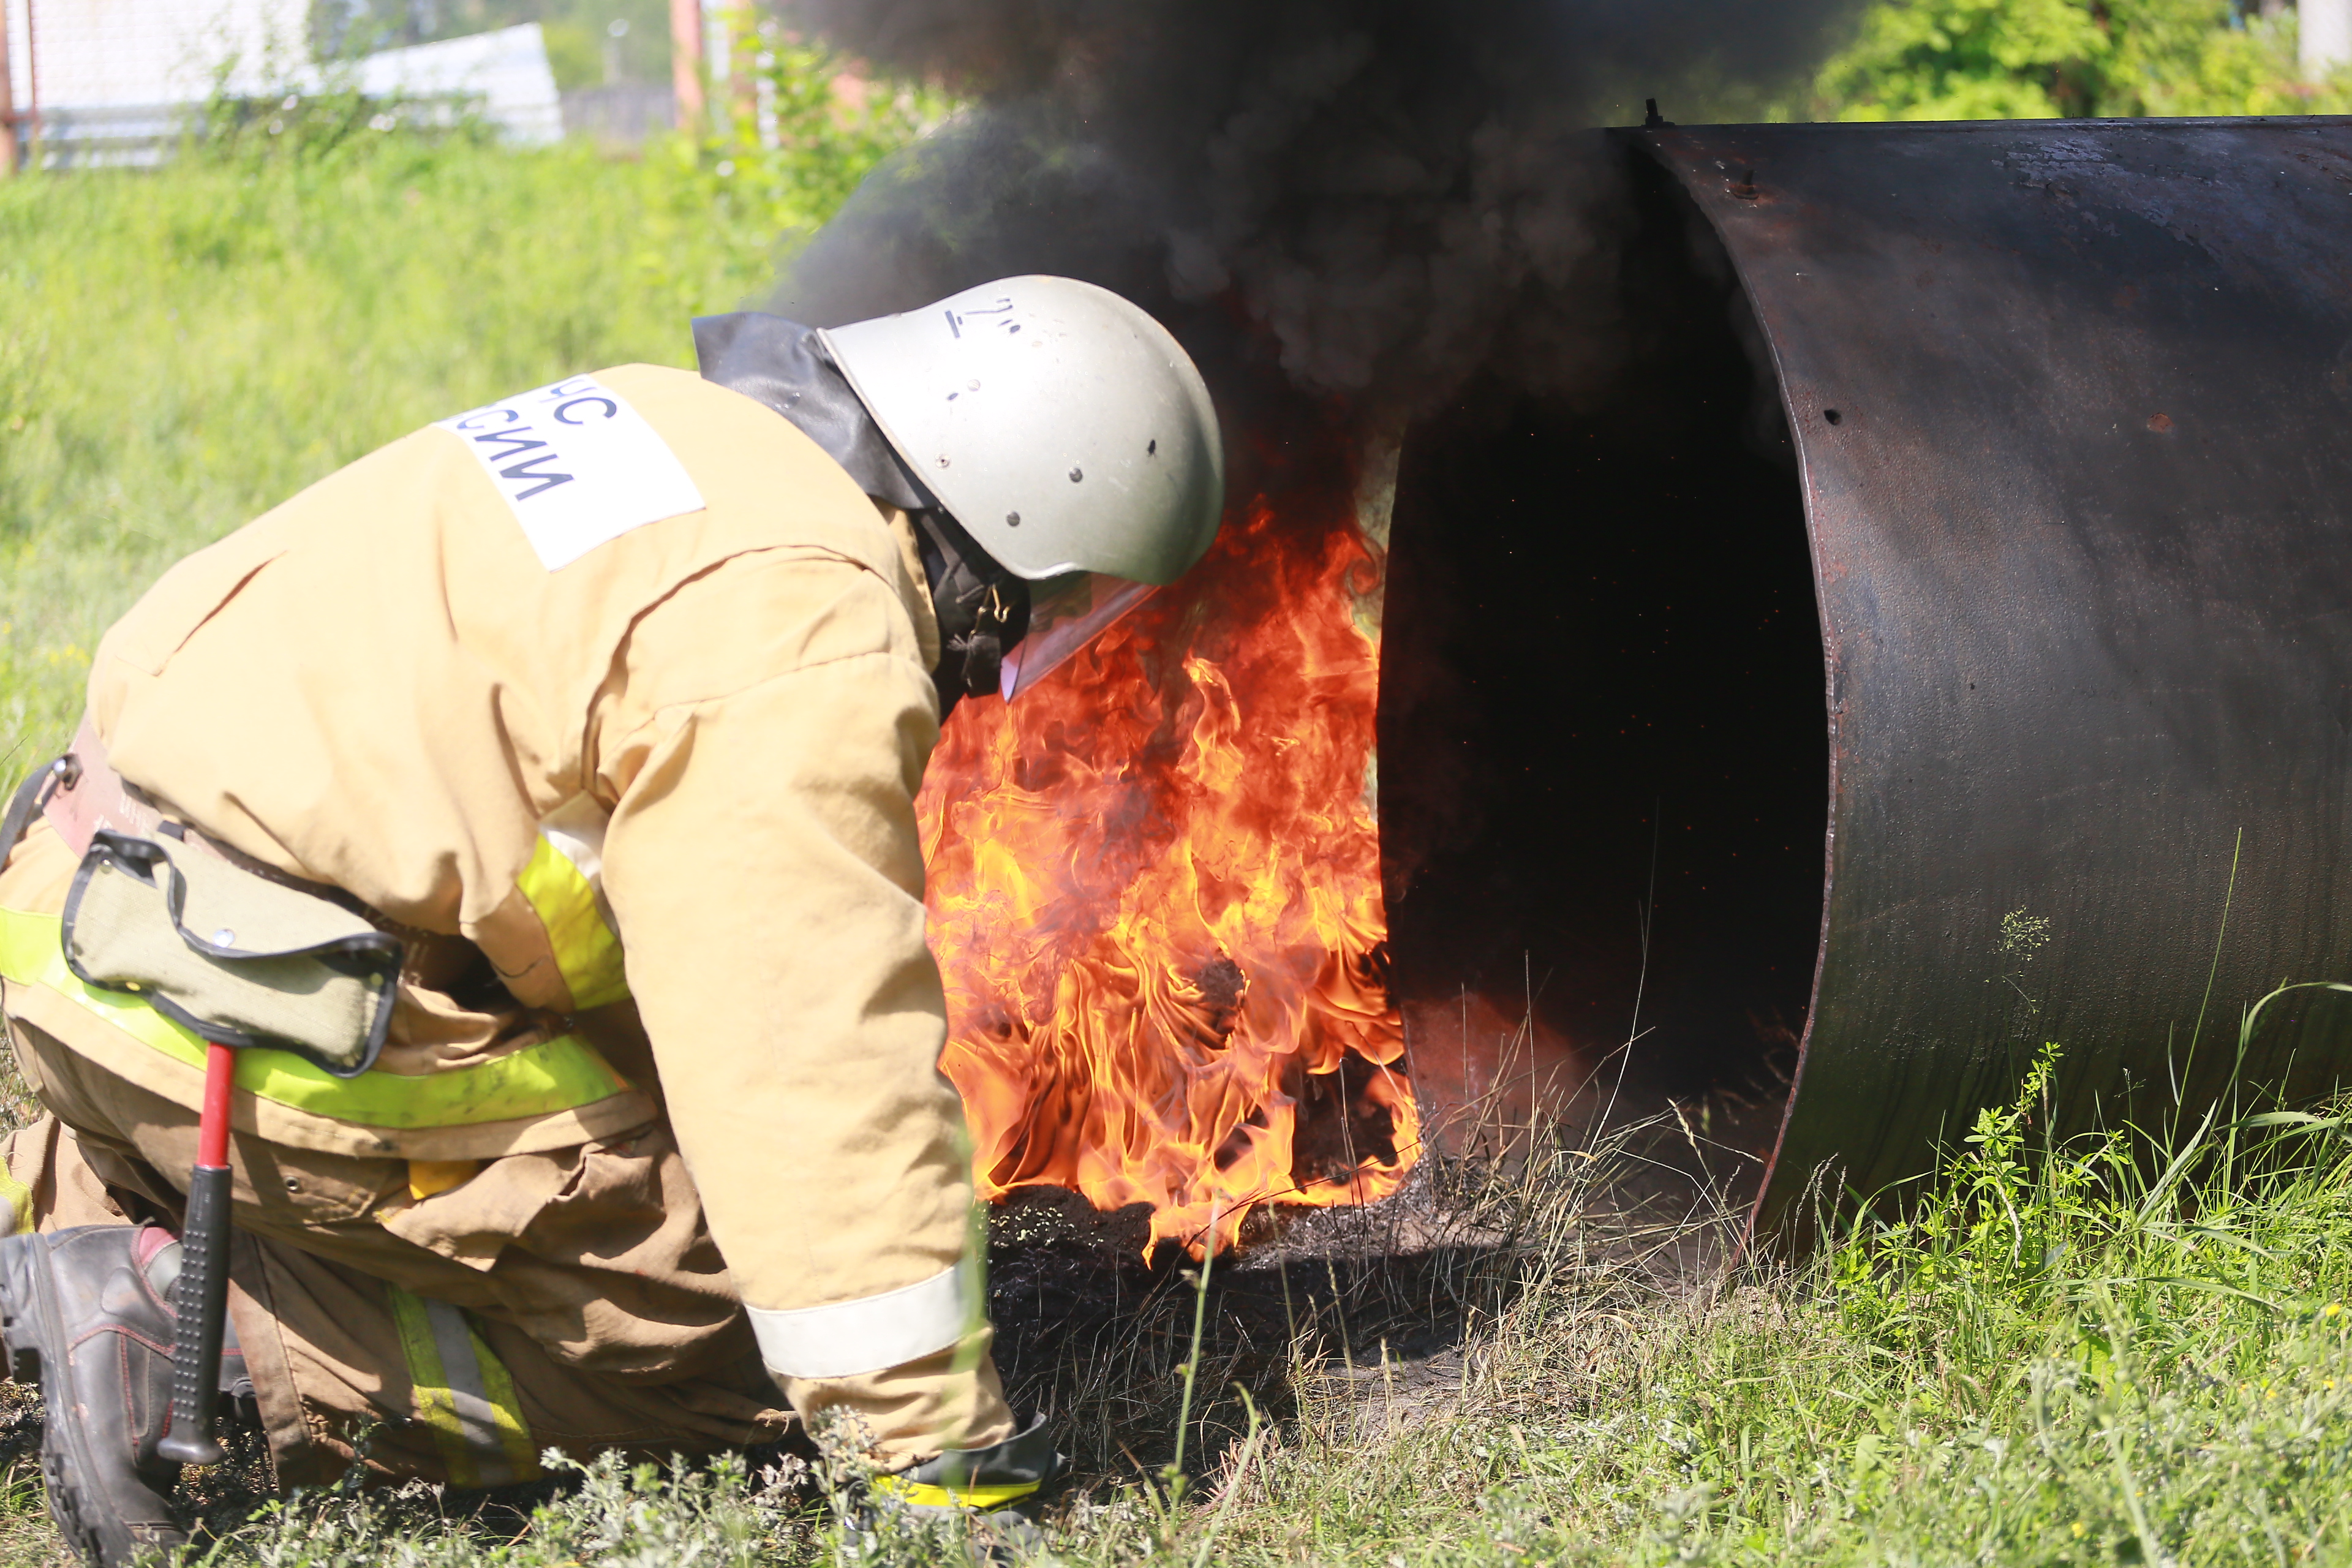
<box><xmin>0</xmin><ymin>1018</ymin><xmax>793</xmax><ymax>1488</ymax></box>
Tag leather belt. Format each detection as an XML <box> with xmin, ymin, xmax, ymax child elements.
<box><xmin>2</xmin><ymin>720</ymin><xmax>361</xmax><ymax>916</ymax></box>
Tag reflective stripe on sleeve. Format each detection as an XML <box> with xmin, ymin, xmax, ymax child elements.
<box><xmin>0</xmin><ymin>906</ymin><xmax>630</xmax><ymax>1127</ymax></box>
<box><xmin>387</xmin><ymin>1285</ymin><xmax>539</xmax><ymax>1488</ymax></box>
<box><xmin>518</xmin><ymin>801</ymin><xmax>628</xmax><ymax>1012</ymax></box>
<box><xmin>747</xmin><ymin>1260</ymin><xmax>974</xmax><ymax>1379</ymax></box>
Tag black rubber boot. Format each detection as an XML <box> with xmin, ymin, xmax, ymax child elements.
<box><xmin>0</xmin><ymin>1224</ymin><xmax>192</xmax><ymax>1567</ymax></box>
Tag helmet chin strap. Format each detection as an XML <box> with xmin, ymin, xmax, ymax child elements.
<box><xmin>912</xmin><ymin>510</ymin><xmax>1031</xmax><ymax>717</ymax></box>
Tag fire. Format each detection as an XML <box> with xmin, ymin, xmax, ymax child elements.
<box><xmin>916</xmin><ymin>465</ymin><xmax>1418</xmax><ymax>1257</ymax></box>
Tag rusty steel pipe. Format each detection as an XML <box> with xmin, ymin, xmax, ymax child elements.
<box><xmin>1625</xmin><ymin>118</ymin><xmax>2352</xmax><ymax>1242</ymax></box>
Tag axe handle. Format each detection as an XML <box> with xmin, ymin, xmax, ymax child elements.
<box><xmin>156</xmin><ymin>1041</ymin><xmax>232</xmax><ymax>1467</ymax></box>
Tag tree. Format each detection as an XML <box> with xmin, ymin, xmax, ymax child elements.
<box><xmin>1811</xmin><ymin>0</ymin><xmax>2350</xmax><ymax>118</ymax></box>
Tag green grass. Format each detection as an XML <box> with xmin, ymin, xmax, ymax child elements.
<box><xmin>65</xmin><ymin>1040</ymin><xmax>2343</xmax><ymax>1568</ymax></box>
<box><xmin>8</xmin><ymin>84</ymin><xmax>2352</xmax><ymax>1568</ymax></box>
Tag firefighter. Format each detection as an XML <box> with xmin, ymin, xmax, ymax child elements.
<box><xmin>0</xmin><ymin>274</ymin><xmax>1224</xmax><ymax>1566</ymax></box>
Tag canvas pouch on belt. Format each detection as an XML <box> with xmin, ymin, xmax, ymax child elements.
<box><xmin>3</xmin><ymin>724</ymin><xmax>402</xmax><ymax>1077</ymax></box>
<box><xmin>62</xmin><ymin>831</ymin><xmax>401</xmax><ymax>1074</ymax></box>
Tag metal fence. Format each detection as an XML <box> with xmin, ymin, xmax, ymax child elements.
<box><xmin>559</xmin><ymin>81</ymin><xmax>676</xmax><ymax>146</ymax></box>
<box><xmin>19</xmin><ymin>101</ymin><xmax>191</xmax><ymax>167</ymax></box>
<box><xmin>0</xmin><ymin>1</ymin><xmax>678</xmax><ymax>169</ymax></box>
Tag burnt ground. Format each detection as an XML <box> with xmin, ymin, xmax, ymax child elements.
<box><xmin>984</xmin><ymin>1065</ymin><xmax>1789</xmax><ymax>1487</ymax></box>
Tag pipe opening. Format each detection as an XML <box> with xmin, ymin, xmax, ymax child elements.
<box><xmin>1380</xmin><ymin>160</ymin><xmax>1825</xmax><ymax>1147</ymax></box>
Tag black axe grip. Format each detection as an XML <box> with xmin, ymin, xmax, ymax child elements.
<box><xmin>156</xmin><ymin>1163</ymin><xmax>230</xmax><ymax>1466</ymax></box>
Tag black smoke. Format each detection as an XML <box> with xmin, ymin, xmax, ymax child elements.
<box><xmin>775</xmin><ymin>1</ymin><xmax>1854</xmax><ymax>1108</ymax></box>
<box><xmin>772</xmin><ymin>0</ymin><xmax>1861</xmax><ymax>426</ymax></box>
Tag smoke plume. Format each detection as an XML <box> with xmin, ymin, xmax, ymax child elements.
<box><xmin>774</xmin><ymin>0</ymin><xmax>1861</xmax><ymax>424</ymax></box>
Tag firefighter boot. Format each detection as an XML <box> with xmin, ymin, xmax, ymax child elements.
<box><xmin>860</xmin><ymin>1417</ymin><xmax>1064</xmax><ymax>1562</ymax></box>
<box><xmin>0</xmin><ymin>1224</ymin><xmax>196</xmax><ymax>1567</ymax></box>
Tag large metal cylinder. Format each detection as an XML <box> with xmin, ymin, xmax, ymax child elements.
<box><xmin>1382</xmin><ymin>118</ymin><xmax>2352</xmax><ymax>1242</ymax></box>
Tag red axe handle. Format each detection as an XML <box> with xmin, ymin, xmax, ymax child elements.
<box><xmin>156</xmin><ymin>1041</ymin><xmax>233</xmax><ymax>1466</ymax></box>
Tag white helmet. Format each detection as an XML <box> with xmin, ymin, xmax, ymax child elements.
<box><xmin>817</xmin><ymin>276</ymin><xmax>1226</xmax><ymax>587</ymax></box>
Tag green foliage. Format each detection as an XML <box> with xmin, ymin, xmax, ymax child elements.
<box><xmin>690</xmin><ymin>17</ymin><xmax>964</xmax><ymax>238</ymax></box>
<box><xmin>536</xmin><ymin>18</ymin><xmax>604</xmax><ymax>91</ymax></box>
<box><xmin>1814</xmin><ymin>0</ymin><xmax>2352</xmax><ymax>118</ymax></box>
<box><xmin>1554</xmin><ymin>1012</ymin><xmax>2352</xmax><ymax>1565</ymax></box>
<box><xmin>224</xmin><ymin>1450</ymin><xmax>824</xmax><ymax>1567</ymax></box>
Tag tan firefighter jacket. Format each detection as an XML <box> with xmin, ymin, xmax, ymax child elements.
<box><xmin>0</xmin><ymin>364</ymin><xmax>1009</xmax><ymax>1449</ymax></box>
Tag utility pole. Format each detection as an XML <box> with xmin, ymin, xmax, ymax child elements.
<box><xmin>2306</xmin><ymin>0</ymin><xmax>2352</xmax><ymax>79</ymax></box>
<box><xmin>0</xmin><ymin>0</ymin><xmax>17</xmax><ymax>176</ymax></box>
<box><xmin>728</xmin><ymin>5</ymin><xmax>756</xmax><ymax>139</ymax></box>
<box><xmin>670</xmin><ymin>0</ymin><xmax>704</xmax><ymax>133</ymax></box>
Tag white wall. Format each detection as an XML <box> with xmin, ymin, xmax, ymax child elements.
<box><xmin>7</xmin><ymin>0</ymin><xmax>310</xmax><ymax>112</ymax></box>
<box><xmin>353</xmin><ymin>23</ymin><xmax>562</xmax><ymax>145</ymax></box>
<box><xmin>2306</xmin><ymin>0</ymin><xmax>2352</xmax><ymax>79</ymax></box>
<box><xmin>5</xmin><ymin>4</ymin><xmax>559</xmax><ymax>148</ymax></box>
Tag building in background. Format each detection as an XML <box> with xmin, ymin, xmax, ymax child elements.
<box><xmin>560</xmin><ymin>75</ymin><xmax>674</xmax><ymax>143</ymax></box>
<box><xmin>350</xmin><ymin>22</ymin><xmax>561</xmax><ymax>144</ymax></box>
<box><xmin>4</xmin><ymin>0</ymin><xmax>307</xmax><ymax>162</ymax></box>
<box><xmin>671</xmin><ymin>0</ymin><xmax>699</xmax><ymax>131</ymax></box>
<box><xmin>2307</xmin><ymin>0</ymin><xmax>2352</xmax><ymax>76</ymax></box>
<box><xmin>2</xmin><ymin>0</ymin><xmax>563</xmax><ymax>165</ymax></box>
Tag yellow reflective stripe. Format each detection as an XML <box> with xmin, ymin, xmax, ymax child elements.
<box><xmin>0</xmin><ymin>1166</ymin><xmax>31</xmax><ymax>1237</ymax></box>
<box><xmin>388</xmin><ymin>1285</ymin><xmax>473</xmax><ymax>1485</ymax></box>
<box><xmin>870</xmin><ymin>1474</ymin><xmax>1041</xmax><ymax>1510</ymax></box>
<box><xmin>407</xmin><ymin>1159</ymin><xmax>481</xmax><ymax>1200</ymax></box>
<box><xmin>469</xmin><ymin>1321</ymin><xmax>541</xmax><ymax>1483</ymax></box>
<box><xmin>0</xmin><ymin>907</ymin><xmax>628</xmax><ymax>1128</ymax></box>
<box><xmin>516</xmin><ymin>836</ymin><xmax>628</xmax><ymax>1011</ymax></box>
<box><xmin>387</xmin><ymin>1286</ymin><xmax>537</xmax><ymax>1488</ymax></box>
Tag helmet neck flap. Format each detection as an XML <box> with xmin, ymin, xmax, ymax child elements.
<box><xmin>692</xmin><ymin>311</ymin><xmax>937</xmax><ymax>513</ymax></box>
<box><xmin>695</xmin><ymin>311</ymin><xmax>1027</xmax><ymax>712</ymax></box>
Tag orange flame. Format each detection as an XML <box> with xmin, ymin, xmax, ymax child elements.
<box><xmin>918</xmin><ymin>477</ymin><xmax>1418</xmax><ymax>1257</ymax></box>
